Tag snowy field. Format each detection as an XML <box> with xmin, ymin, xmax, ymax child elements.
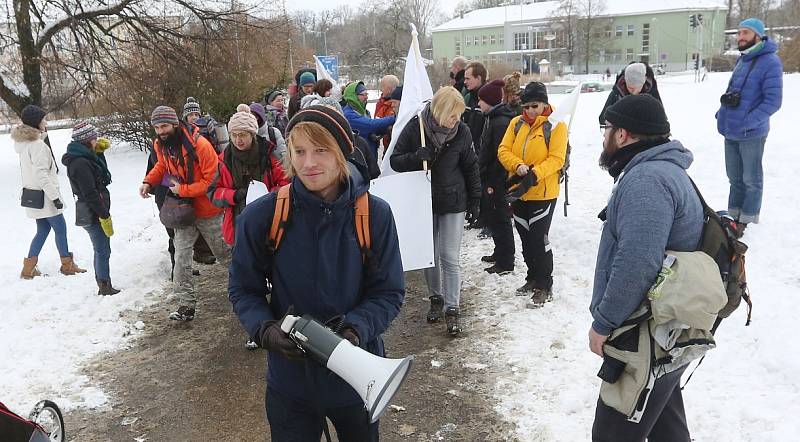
<box><xmin>459</xmin><ymin>72</ymin><xmax>800</xmax><ymax>440</ymax></box>
<box><xmin>0</xmin><ymin>72</ymin><xmax>797</xmax><ymax>441</ymax></box>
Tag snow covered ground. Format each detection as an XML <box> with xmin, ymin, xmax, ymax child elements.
<box><xmin>0</xmin><ymin>73</ymin><xmax>797</xmax><ymax>440</ymax></box>
<box><xmin>460</xmin><ymin>72</ymin><xmax>800</xmax><ymax>440</ymax></box>
<box><xmin>0</xmin><ymin>130</ymin><xmax>169</xmax><ymax>413</ymax></box>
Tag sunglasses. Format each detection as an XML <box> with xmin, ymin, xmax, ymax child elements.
<box><xmin>522</xmin><ymin>103</ymin><xmax>544</xmax><ymax>110</ymax></box>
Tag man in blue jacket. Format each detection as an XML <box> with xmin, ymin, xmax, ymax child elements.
<box><xmin>342</xmin><ymin>81</ymin><xmax>396</xmax><ymax>159</ymax></box>
<box><xmin>716</xmin><ymin>18</ymin><xmax>783</xmax><ymax>235</ymax></box>
<box><xmin>591</xmin><ymin>95</ymin><xmax>703</xmax><ymax>441</ymax></box>
<box><xmin>228</xmin><ymin>105</ymin><xmax>405</xmax><ymax>441</ymax></box>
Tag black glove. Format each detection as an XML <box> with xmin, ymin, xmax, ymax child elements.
<box><xmin>417</xmin><ymin>145</ymin><xmax>432</xmax><ymax>162</ymax></box>
<box><xmin>256</xmin><ymin>307</ymin><xmax>305</xmax><ymax>362</ymax></box>
<box><xmin>341</xmin><ymin>327</ymin><xmax>360</xmax><ymax>347</ymax></box>
<box><xmin>505</xmin><ymin>171</ymin><xmax>538</xmax><ymax>204</ymax></box>
<box><xmin>53</xmin><ymin>199</ymin><xmax>63</xmax><ymax>210</ymax></box>
<box><xmin>466</xmin><ymin>199</ymin><xmax>480</xmax><ymax>224</ymax></box>
<box><xmin>233</xmin><ymin>188</ymin><xmax>247</xmax><ymax>203</ymax></box>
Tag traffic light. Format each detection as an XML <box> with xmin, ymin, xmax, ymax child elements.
<box><xmin>689</xmin><ymin>14</ymin><xmax>698</xmax><ymax>28</ymax></box>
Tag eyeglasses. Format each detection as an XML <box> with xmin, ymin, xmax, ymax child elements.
<box><xmin>599</xmin><ymin>124</ymin><xmax>614</xmax><ymax>135</ymax></box>
<box><xmin>522</xmin><ymin>103</ymin><xmax>542</xmax><ymax>110</ymax></box>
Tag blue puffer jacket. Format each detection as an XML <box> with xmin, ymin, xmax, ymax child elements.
<box><xmin>590</xmin><ymin>140</ymin><xmax>704</xmax><ymax>336</ymax></box>
<box><xmin>228</xmin><ymin>167</ymin><xmax>405</xmax><ymax>407</ymax></box>
<box><xmin>343</xmin><ymin>104</ymin><xmax>396</xmax><ymax>158</ymax></box>
<box><xmin>716</xmin><ymin>38</ymin><xmax>783</xmax><ymax>141</ymax></box>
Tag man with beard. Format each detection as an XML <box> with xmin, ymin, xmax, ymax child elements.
<box><xmin>139</xmin><ymin>106</ymin><xmax>230</xmax><ymax>321</ymax></box>
<box><xmin>716</xmin><ymin>18</ymin><xmax>783</xmax><ymax>237</ymax></box>
<box><xmin>590</xmin><ymin>94</ymin><xmax>702</xmax><ymax>441</ymax></box>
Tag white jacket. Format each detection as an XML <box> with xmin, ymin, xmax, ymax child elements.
<box><xmin>12</xmin><ymin>124</ymin><xmax>63</xmax><ymax>219</ymax></box>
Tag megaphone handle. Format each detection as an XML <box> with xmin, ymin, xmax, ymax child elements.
<box><xmin>280</xmin><ymin>315</ymin><xmax>300</xmax><ymax>334</ymax></box>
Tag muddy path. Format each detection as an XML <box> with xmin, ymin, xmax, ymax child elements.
<box><xmin>66</xmin><ymin>265</ymin><xmax>517</xmax><ymax>441</ymax></box>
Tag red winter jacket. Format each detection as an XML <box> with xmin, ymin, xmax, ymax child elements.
<box><xmin>208</xmin><ymin>136</ymin><xmax>289</xmax><ymax>245</ymax></box>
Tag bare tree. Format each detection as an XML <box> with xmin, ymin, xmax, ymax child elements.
<box><xmin>573</xmin><ymin>0</ymin><xmax>608</xmax><ymax>73</ymax></box>
<box><xmin>551</xmin><ymin>0</ymin><xmax>579</xmax><ymax>67</ymax></box>
<box><xmin>0</xmin><ymin>0</ymin><xmax>273</xmax><ymax>118</ymax></box>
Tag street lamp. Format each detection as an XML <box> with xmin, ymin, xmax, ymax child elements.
<box><xmin>544</xmin><ymin>33</ymin><xmax>556</xmax><ymax>65</ymax></box>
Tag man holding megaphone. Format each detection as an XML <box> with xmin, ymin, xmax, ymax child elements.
<box><xmin>229</xmin><ymin>105</ymin><xmax>407</xmax><ymax>441</ymax></box>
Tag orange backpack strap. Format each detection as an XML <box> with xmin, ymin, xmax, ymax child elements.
<box><xmin>268</xmin><ymin>184</ymin><xmax>292</xmax><ymax>251</ymax></box>
<box><xmin>354</xmin><ymin>192</ymin><xmax>371</xmax><ymax>263</ymax></box>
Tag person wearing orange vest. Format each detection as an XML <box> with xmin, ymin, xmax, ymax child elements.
<box><xmin>139</xmin><ymin>105</ymin><xmax>230</xmax><ymax>321</ymax></box>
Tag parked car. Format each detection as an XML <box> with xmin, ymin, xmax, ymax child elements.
<box><xmin>580</xmin><ymin>82</ymin><xmax>604</xmax><ymax>93</ymax></box>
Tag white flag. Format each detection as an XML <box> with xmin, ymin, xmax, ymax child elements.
<box><xmin>548</xmin><ymin>82</ymin><xmax>581</xmax><ymax>129</ymax></box>
<box><xmin>314</xmin><ymin>55</ymin><xmax>341</xmax><ymax>101</ymax></box>
<box><xmin>379</xmin><ymin>24</ymin><xmax>434</xmax><ymax>176</ymax></box>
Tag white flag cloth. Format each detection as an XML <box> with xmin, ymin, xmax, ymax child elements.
<box><xmin>548</xmin><ymin>82</ymin><xmax>581</xmax><ymax>128</ymax></box>
<box><xmin>245</xmin><ymin>180</ymin><xmax>269</xmax><ymax>206</ymax></box>
<box><xmin>379</xmin><ymin>24</ymin><xmax>434</xmax><ymax>176</ymax></box>
<box><xmin>314</xmin><ymin>55</ymin><xmax>341</xmax><ymax>101</ymax></box>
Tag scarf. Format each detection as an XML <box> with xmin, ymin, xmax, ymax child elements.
<box><xmin>741</xmin><ymin>40</ymin><xmax>765</xmax><ymax>55</ymax></box>
<box><xmin>421</xmin><ymin>103</ymin><xmax>459</xmax><ymax>151</ymax></box>
<box><xmin>606</xmin><ymin>138</ymin><xmax>670</xmax><ymax>179</ymax></box>
<box><xmin>66</xmin><ymin>141</ymin><xmax>112</xmax><ymax>185</ymax></box>
<box><xmin>343</xmin><ymin>82</ymin><xmax>367</xmax><ymax>116</ymax></box>
<box><xmin>230</xmin><ymin>140</ymin><xmax>263</xmax><ymax>189</ymax></box>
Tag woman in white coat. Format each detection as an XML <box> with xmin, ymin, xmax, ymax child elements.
<box><xmin>12</xmin><ymin>105</ymin><xmax>86</xmax><ymax>279</ymax></box>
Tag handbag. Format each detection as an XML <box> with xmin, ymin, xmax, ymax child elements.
<box><xmin>74</xmin><ymin>200</ymin><xmax>95</xmax><ymax>227</ymax></box>
<box><xmin>20</xmin><ymin>188</ymin><xmax>45</xmax><ymax>209</ymax></box>
<box><xmin>159</xmin><ymin>193</ymin><xmax>196</xmax><ymax>228</ymax></box>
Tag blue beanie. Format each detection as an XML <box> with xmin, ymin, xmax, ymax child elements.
<box><xmin>739</xmin><ymin>18</ymin><xmax>766</xmax><ymax>37</ymax></box>
<box><xmin>299</xmin><ymin>72</ymin><xmax>316</xmax><ymax>86</ymax></box>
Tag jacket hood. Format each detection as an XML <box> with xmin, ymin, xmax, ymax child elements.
<box><xmin>61</xmin><ymin>141</ymin><xmax>90</xmax><ymax>167</ymax></box>
<box><xmin>343</xmin><ymin>81</ymin><xmax>367</xmax><ymax>116</ymax></box>
<box><xmin>623</xmin><ymin>139</ymin><xmax>694</xmax><ymax>175</ymax></box>
<box><xmin>743</xmin><ymin>37</ymin><xmax>779</xmax><ymax>61</ymax></box>
<box><xmin>11</xmin><ymin>124</ymin><xmax>43</xmax><ymax>147</ymax></box>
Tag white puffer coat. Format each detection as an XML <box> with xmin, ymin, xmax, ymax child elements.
<box><xmin>12</xmin><ymin>124</ymin><xmax>63</xmax><ymax>219</ymax></box>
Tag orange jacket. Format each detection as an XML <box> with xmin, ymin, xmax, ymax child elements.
<box><xmin>144</xmin><ymin>124</ymin><xmax>223</xmax><ymax>219</ymax></box>
<box><xmin>374</xmin><ymin>96</ymin><xmax>395</xmax><ymax>149</ymax></box>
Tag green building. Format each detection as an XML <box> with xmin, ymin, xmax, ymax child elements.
<box><xmin>432</xmin><ymin>0</ymin><xmax>728</xmax><ymax>74</ymax></box>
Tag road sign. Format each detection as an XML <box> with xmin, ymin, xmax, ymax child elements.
<box><xmin>317</xmin><ymin>55</ymin><xmax>339</xmax><ymax>81</ymax></box>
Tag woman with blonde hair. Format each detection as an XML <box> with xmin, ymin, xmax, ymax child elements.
<box><xmin>390</xmin><ymin>86</ymin><xmax>481</xmax><ymax>335</ymax></box>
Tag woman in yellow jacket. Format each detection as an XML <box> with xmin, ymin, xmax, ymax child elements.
<box><xmin>497</xmin><ymin>82</ymin><xmax>567</xmax><ymax>306</ymax></box>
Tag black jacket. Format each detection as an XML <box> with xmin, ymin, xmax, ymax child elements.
<box><xmin>479</xmin><ymin>104</ymin><xmax>518</xmax><ymax>190</ymax></box>
<box><xmin>462</xmin><ymin>85</ymin><xmax>486</xmax><ymax>154</ymax></box>
<box><xmin>62</xmin><ymin>143</ymin><xmax>111</xmax><ymax>220</ymax></box>
<box><xmin>352</xmin><ymin>131</ymin><xmax>381</xmax><ymax>180</ymax></box>
<box><xmin>146</xmin><ymin>146</ymin><xmax>169</xmax><ymax>210</ymax></box>
<box><xmin>390</xmin><ymin>116</ymin><xmax>481</xmax><ymax>214</ymax></box>
<box><xmin>598</xmin><ymin>64</ymin><xmax>662</xmax><ymax>124</ymax></box>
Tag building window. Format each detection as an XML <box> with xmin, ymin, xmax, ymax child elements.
<box><xmin>605</xmin><ymin>26</ymin><xmax>612</xmax><ymax>38</ymax></box>
<box><xmin>641</xmin><ymin>23</ymin><xmax>650</xmax><ymax>54</ymax></box>
<box><xmin>513</xmin><ymin>32</ymin><xmax>530</xmax><ymax>51</ymax></box>
<box><xmin>490</xmin><ymin>55</ymin><xmax>496</xmax><ymax>64</ymax></box>
<box><xmin>455</xmin><ymin>42</ymin><xmax>461</xmax><ymax>56</ymax></box>
<box><xmin>481</xmin><ymin>35</ymin><xmax>487</xmax><ymax>45</ymax></box>
<box><xmin>473</xmin><ymin>36</ymin><xmax>479</xmax><ymax>45</ymax></box>
<box><xmin>499</xmin><ymin>33</ymin><xmax>504</xmax><ymax>44</ymax></box>
<box><xmin>626</xmin><ymin>48</ymin><xmax>634</xmax><ymax>61</ymax></box>
<box><xmin>615</xmin><ymin>25</ymin><xmax>623</xmax><ymax>37</ymax></box>
<box><xmin>490</xmin><ymin>34</ymin><xmax>496</xmax><ymax>45</ymax></box>
<box><xmin>598</xmin><ymin>49</ymin><xmax>606</xmax><ymax>63</ymax></box>
<box><xmin>627</xmin><ymin>24</ymin><xmax>635</xmax><ymax>36</ymax></box>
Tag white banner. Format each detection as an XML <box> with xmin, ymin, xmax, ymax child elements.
<box><xmin>314</xmin><ymin>55</ymin><xmax>342</xmax><ymax>101</ymax></box>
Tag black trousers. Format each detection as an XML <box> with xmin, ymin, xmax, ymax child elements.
<box><xmin>266</xmin><ymin>388</ymin><xmax>379</xmax><ymax>442</ymax></box>
<box><xmin>592</xmin><ymin>366</ymin><xmax>691</xmax><ymax>442</ymax></box>
<box><xmin>484</xmin><ymin>189</ymin><xmax>515</xmax><ymax>268</ymax></box>
<box><xmin>511</xmin><ymin>199</ymin><xmax>556</xmax><ymax>288</ymax></box>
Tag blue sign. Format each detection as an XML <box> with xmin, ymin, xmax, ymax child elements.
<box><xmin>317</xmin><ymin>55</ymin><xmax>339</xmax><ymax>81</ymax></box>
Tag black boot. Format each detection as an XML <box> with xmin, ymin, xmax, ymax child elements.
<box><xmin>427</xmin><ymin>295</ymin><xmax>444</xmax><ymax>323</ymax></box>
<box><xmin>97</xmin><ymin>280</ymin><xmax>121</xmax><ymax>296</ymax></box>
<box><xmin>445</xmin><ymin>307</ymin><xmax>461</xmax><ymax>336</ymax></box>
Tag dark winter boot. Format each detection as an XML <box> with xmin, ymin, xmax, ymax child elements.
<box><xmin>169</xmin><ymin>306</ymin><xmax>195</xmax><ymax>321</ymax></box>
<box><xmin>59</xmin><ymin>253</ymin><xmax>87</xmax><ymax>275</ymax></box>
<box><xmin>528</xmin><ymin>288</ymin><xmax>554</xmax><ymax>309</ymax></box>
<box><xmin>97</xmin><ymin>280</ymin><xmax>121</xmax><ymax>296</ymax></box>
<box><xmin>484</xmin><ymin>264</ymin><xmax>514</xmax><ymax>275</ymax></box>
<box><xmin>21</xmin><ymin>256</ymin><xmax>42</xmax><ymax>279</ymax></box>
<box><xmin>481</xmin><ymin>254</ymin><xmax>496</xmax><ymax>263</ymax></box>
<box><xmin>445</xmin><ymin>307</ymin><xmax>461</xmax><ymax>336</ymax></box>
<box><xmin>735</xmin><ymin>222</ymin><xmax>747</xmax><ymax>239</ymax></box>
<box><xmin>516</xmin><ymin>280</ymin><xmax>536</xmax><ymax>295</ymax></box>
<box><xmin>427</xmin><ymin>295</ymin><xmax>444</xmax><ymax>323</ymax></box>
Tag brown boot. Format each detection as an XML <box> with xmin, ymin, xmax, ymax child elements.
<box><xmin>21</xmin><ymin>257</ymin><xmax>42</xmax><ymax>279</ymax></box>
<box><xmin>60</xmin><ymin>253</ymin><xmax>87</xmax><ymax>275</ymax></box>
<box><xmin>97</xmin><ymin>280</ymin><xmax>121</xmax><ymax>296</ymax></box>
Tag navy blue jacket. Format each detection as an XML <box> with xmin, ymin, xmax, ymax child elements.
<box><xmin>343</xmin><ymin>105</ymin><xmax>396</xmax><ymax>158</ymax></box>
<box><xmin>717</xmin><ymin>38</ymin><xmax>783</xmax><ymax>141</ymax></box>
<box><xmin>228</xmin><ymin>169</ymin><xmax>405</xmax><ymax>407</ymax></box>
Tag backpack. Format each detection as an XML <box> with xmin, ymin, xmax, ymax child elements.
<box><xmin>268</xmin><ymin>184</ymin><xmax>372</xmax><ymax>264</ymax></box>
<box><xmin>513</xmin><ymin>118</ymin><xmax>571</xmax><ymax>183</ymax></box>
<box><xmin>195</xmin><ymin>116</ymin><xmax>226</xmax><ymax>153</ymax></box>
<box><xmin>689</xmin><ymin>179</ymin><xmax>752</xmax><ymax>330</ymax></box>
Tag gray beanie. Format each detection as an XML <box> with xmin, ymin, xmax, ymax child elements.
<box><xmin>624</xmin><ymin>63</ymin><xmax>647</xmax><ymax>88</ymax></box>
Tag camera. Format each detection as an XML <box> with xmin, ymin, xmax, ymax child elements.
<box><xmin>720</xmin><ymin>91</ymin><xmax>741</xmax><ymax>108</ymax></box>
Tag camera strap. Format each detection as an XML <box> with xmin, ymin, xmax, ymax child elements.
<box><xmin>726</xmin><ymin>55</ymin><xmax>759</xmax><ymax>92</ymax></box>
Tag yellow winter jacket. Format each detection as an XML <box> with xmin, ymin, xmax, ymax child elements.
<box><xmin>497</xmin><ymin>114</ymin><xmax>568</xmax><ymax>201</ymax></box>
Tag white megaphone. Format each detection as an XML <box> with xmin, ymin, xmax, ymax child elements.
<box><xmin>281</xmin><ymin>314</ymin><xmax>414</xmax><ymax>423</ymax></box>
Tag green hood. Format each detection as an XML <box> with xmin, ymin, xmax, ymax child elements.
<box><xmin>343</xmin><ymin>81</ymin><xmax>367</xmax><ymax>116</ymax></box>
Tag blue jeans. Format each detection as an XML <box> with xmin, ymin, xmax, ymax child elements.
<box><xmin>725</xmin><ymin>137</ymin><xmax>766</xmax><ymax>224</ymax></box>
<box><xmin>83</xmin><ymin>222</ymin><xmax>111</xmax><ymax>281</ymax></box>
<box><xmin>28</xmin><ymin>214</ymin><xmax>70</xmax><ymax>258</ymax></box>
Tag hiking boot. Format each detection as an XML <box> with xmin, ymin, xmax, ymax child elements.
<box><xmin>59</xmin><ymin>253</ymin><xmax>87</xmax><ymax>275</ymax></box>
<box><xmin>516</xmin><ymin>281</ymin><xmax>536</xmax><ymax>295</ymax></box>
<box><xmin>97</xmin><ymin>279</ymin><xmax>121</xmax><ymax>296</ymax></box>
<box><xmin>192</xmin><ymin>269</ymin><xmax>201</xmax><ymax>276</ymax></box>
<box><xmin>427</xmin><ymin>295</ymin><xmax>444</xmax><ymax>323</ymax></box>
<box><xmin>528</xmin><ymin>288</ymin><xmax>554</xmax><ymax>308</ymax></box>
<box><xmin>244</xmin><ymin>339</ymin><xmax>259</xmax><ymax>350</ymax></box>
<box><xmin>21</xmin><ymin>256</ymin><xmax>42</xmax><ymax>279</ymax></box>
<box><xmin>477</xmin><ymin>227</ymin><xmax>493</xmax><ymax>239</ymax></box>
<box><xmin>445</xmin><ymin>307</ymin><xmax>461</xmax><ymax>336</ymax></box>
<box><xmin>484</xmin><ymin>264</ymin><xmax>514</xmax><ymax>275</ymax></box>
<box><xmin>169</xmin><ymin>306</ymin><xmax>195</xmax><ymax>321</ymax></box>
<box><xmin>193</xmin><ymin>253</ymin><xmax>216</xmax><ymax>265</ymax></box>
<box><xmin>481</xmin><ymin>254</ymin><xmax>496</xmax><ymax>263</ymax></box>
<box><xmin>735</xmin><ymin>222</ymin><xmax>747</xmax><ymax>239</ymax></box>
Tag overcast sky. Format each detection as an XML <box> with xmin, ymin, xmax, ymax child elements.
<box><xmin>284</xmin><ymin>0</ymin><xmax>464</xmax><ymax>18</ymax></box>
